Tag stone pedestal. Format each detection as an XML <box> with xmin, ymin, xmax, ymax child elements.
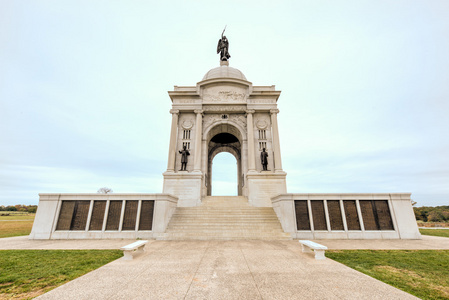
<box><xmin>246</xmin><ymin>171</ymin><xmax>287</xmax><ymax>207</ymax></box>
<box><xmin>163</xmin><ymin>172</ymin><xmax>203</xmax><ymax>207</ymax></box>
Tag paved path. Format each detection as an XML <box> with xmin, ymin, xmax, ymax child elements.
<box><xmin>32</xmin><ymin>240</ymin><xmax>419</xmax><ymax>300</ymax></box>
<box><xmin>2</xmin><ymin>236</ymin><xmax>447</xmax><ymax>299</ymax></box>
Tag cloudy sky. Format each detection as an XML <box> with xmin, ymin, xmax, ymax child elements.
<box><xmin>1</xmin><ymin>1</ymin><xmax>448</xmax><ymax>207</ymax></box>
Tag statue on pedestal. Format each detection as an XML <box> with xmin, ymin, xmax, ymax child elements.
<box><xmin>261</xmin><ymin>148</ymin><xmax>269</xmax><ymax>171</ymax></box>
<box><xmin>179</xmin><ymin>145</ymin><xmax>190</xmax><ymax>171</ymax></box>
<box><xmin>217</xmin><ymin>27</ymin><xmax>231</xmax><ymax>61</ymax></box>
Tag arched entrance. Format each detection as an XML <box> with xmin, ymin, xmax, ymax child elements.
<box><xmin>210</xmin><ymin>152</ymin><xmax>238</xmax><ymax>195</ymax></box>
<box><xmin>205</xmin><ymin>123</ymin><xmax>244</xmax><ymax>196</ymax></box>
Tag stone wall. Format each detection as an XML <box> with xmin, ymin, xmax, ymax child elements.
<box><xmin>272</xmin><ymin>193</ymin><xmax>421</xmax><ymax>239</ymax></box>
<box><xmin>29</xmin><ymin>193</ymin><xmax>178</xmax><ymax>239</ymax></box>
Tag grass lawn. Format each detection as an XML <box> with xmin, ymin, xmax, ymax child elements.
<box><xmin>0</xmin><ymin>218</ymin><xmax>34</xmax><ymax>238</ymax></box>
<box><xmin>0</xmin><ymin>250</ymin><xmax>122</xmax><ymax>299</ymax></box>
<box><xmin>420</xmin><ymin>229</ymin><xmax>449</xmax><ymax>238</ymax></box>
<box><xmin>327</xmin><ymin>250</ymin><xmax>449</xmax><ymax>300</ymax></box>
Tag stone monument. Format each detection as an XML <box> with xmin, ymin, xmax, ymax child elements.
<box><xmin>29</xmin><ymin>33</ymin><xmax>421</xmax><ymax>240</ymax></box>
<box><xmin>162</xmin><ymin>38</ymin><xmax>287</xmax><ymax>206</ymax></box>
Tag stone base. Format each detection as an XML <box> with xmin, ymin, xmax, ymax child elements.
<box><xmin>246</xmin><ymin>171</ymin><xmax>287</xmax><ymax>207</ymax></box>
<box><xmin>163</xmin><ymin>171</ymin><xmax>203</xmax><ymax>207</ymax></box>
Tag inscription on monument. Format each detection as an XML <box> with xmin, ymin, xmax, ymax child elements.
<box><xmin>311</xmin><ymin>201</ymin><xmax>327</xmax><ymax>231</ymax></box>
<box><xmin>122</xmin><ymin>200</ymin><xmax>138</xmax><ymax>230</ymax></box>
<box><xmin>327</xmin><ymin>200</ymin><xmax>344</xmax><ymax>230</ymax></box>
<box><xmin>294</xmin><ymin>200</ymin><xmax>311</xmax><ymax>230</ymax></box>
<box><xmin>343</xmin><ymin>200</ymin><xmax>361</xmax><ymax>230</ymax></box>
<box><xmin>89</xmin><ymin>201</ymin><xmax>106</xmax><ymax>231</ymax></box>
<box><xmin>139</xmin><ymin>200</ymin><xmax>154</xmax><ymax>230</ymax></box>
<box><xmin>106</xmin><ymin>201</ymin><xmax>122</xmax><ymax>231</ymax></box>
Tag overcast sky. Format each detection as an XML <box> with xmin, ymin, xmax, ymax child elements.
<box><xmin>1</xmin><ymin>1</ymin><xmax>448</xmax><ymax>207</ymax></box>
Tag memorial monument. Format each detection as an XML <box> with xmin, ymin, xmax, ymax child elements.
<box><xmin>29</xmin><ymin>32</ymin><xmax>421</xmax><ymax>240</ymax></box>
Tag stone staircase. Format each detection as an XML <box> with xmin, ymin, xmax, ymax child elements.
<box><xmin>156</xmin><ymin>196</ymin><xmax>292</xmax><ymax>240</ymax></box>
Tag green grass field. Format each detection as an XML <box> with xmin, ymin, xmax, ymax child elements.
<box><xmin>0</xmin><ymin>214</ymin><xmax>35</xmax><ymax>238</ymax></box>
<box><xmin>419</xmin><ymin>228</ymin><xmax>449</xmax><ymax>238</ymax></box>
<box><xmin>327</xmin><ymin>250</ymin><xmax>449</xmax><ymax>300</ymax></box>
<box><xmin>0</xmin><ymin>250</ymin><xmax>122</xmax><ymax>299</ymax></box>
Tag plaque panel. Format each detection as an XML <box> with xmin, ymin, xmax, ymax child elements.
<box><xmin>343</xmin><ymin>200</ymin><xmax>361</xmax><ymax>230</ymax></box>
<box><xmin>122</xmin><ymin>201</ymin><xmax>138</xmax><ymax>231</ymax></box>
<box><xmin>374</xmin><ymin>200</ymin><xmax>394</xmax><ymax>230</ymax></box>
<box><xmin>360</xmin><ymin>200</ymin><xmax>380</xmax><ymax>230</ymax></box>
<box><xmin>56</xmin><ymin>201</ymin><xmax>75</xmax><ymax>231</ymax></box>
<box><xmin>106</xmin><ymin>201</ymin><xmax>122</xmax><ymax>231</ymax></box>
<box><xmin>70</xmin><ymin>201</ymin><xmax>90</xmax><ymax>230</ymax></box>
<box><xmin>294</xmin><ymin>200</ymin><xmax>311</xmax><ymax>230</ymax></box>
<box><xmin>139</xmin><ymin>200</ymin><xmax>154</xmax><ymax>231</ymax></box>
<box><xmin>327</xmin><ymin>200</ymin><xmax>344</xmax><ymax>230</ymax></box>
<box><xmin>311</xmin><ymin>201</ymin><xmax>327</xmax><ymax>230</ymax></box>
<box><xmin>89</xmin><ymin>201</ymin><xmax>106</xmax><ymax>231</ymax></box>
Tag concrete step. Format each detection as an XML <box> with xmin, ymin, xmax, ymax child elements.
<box><xmin>162</xmin><ymin>196</ymin><xmax>292</xmax><ymax>240</ymax></box>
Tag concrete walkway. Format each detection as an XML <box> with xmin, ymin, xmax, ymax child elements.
<box><xmin>2</xmin><ymin>236</ymin><xmax>448</xmax><ymax>299</ymax></box>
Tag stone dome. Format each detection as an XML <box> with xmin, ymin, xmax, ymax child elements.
<box><xmin>202</xmin><ymin>64</ymin><xmax>247</xmax><ymax>81</ymax></box>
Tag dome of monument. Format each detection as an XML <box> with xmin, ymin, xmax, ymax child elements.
<box><xmin>202</xmin><ymin>64</ymin><xmax>247</xmax><ymax>81</ymax></box>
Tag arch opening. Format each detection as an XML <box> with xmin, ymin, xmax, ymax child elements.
<box><xmin>211</xmin><ymin>152</ymin><xmax>238</xmax><ymax>196</ymax></box>
<box><xmin>206</xmin><ymin>123</ymin><xmax>244</xmax><ymax>197</ymax></box>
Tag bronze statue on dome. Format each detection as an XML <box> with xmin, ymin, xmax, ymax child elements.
<box><xmin>217</xmin><ymin>26</ymin><xmax>231</xmax><ymax>61</ymax></box>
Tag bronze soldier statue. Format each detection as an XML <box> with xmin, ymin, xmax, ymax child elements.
<box><xmin>217</xmin><ymin>27</ymin><xmax>231</xmax><ymax>61</ymax></box>
<box><xmin>261</xmin><ymin>148</ymin><xmax>269</xmax><ymax>171</ymax></box>
<box><xmin>179</xmin><ymin>145</ymin><xmax>190</xmax><ymax>171</ymax></box>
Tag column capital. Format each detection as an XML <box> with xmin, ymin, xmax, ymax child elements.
<box><xmin>246</xmin><ymin>109</ymin><xmax>256</xmax><ymax>115</ymax></box>
<box><xmin>270</xmin><ymin>109</ymin><xmax>279</xmax><ymax>114</ymax></box>
<box><xmin>194</xmin><ymin>109</ymin><xmax>203</xmax><ymax>114</ymax></box>
<box><xmin>170</xmin><ymin>109</ymin><xmax>179</xmax><ymax>114</ymax></box>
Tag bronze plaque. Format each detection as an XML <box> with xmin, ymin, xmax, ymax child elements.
<box><xmin>106</xmin><ymin>201</ymin><xmax>122</xmax><ymax>231</ymax></box>
<box><xmin>56</xmin><ymin>201</ymin><xmax>75</xmax><ymax>231</ymax></box>
<box><xmin>122</xmin><ymin>201</ymin><xmax>138</xmax><ymax>231</ymax></box>
<box><xmin>343</xmin><ymin>200</ymin><xmax>361</xmax><ymax>230</ymax></box>
<box><xmin>70</xmin><ymin>201</ymin><xmax>90</xmax><ymax>230</ymax></box>
<box><xmin>374</xmin><ymin>200</ymin><xmax>394</xmax><ymax>230</ymax></box>
<box><xmin>360</xmin><ymin>200</ymin><xmax>380</xmax><ymax>230</ymax></box>
<box><xmin>294</xmin><ymin>200</ymin><xmax>311</xmax><ymax>230</ymax></box>
<box><xmin>311</xmin><ymin>201</ymin><xmax>327</xmax><ymax>230</ymax></box>
<box><xmin>139</xmin><ymin>200</ymin><xmax>154</xmax><ymax>231</ymax></box>
<box><xmin>327</xmin><ymin>200</ymin><xmax>344</xmax><ymax>230</ymax></box>
<box><xmin>89</xmin><ymin>201</ymin><xmax>106</xmax><ymax>231</ymax></box>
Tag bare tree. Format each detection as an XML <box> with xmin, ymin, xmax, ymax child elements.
<box><xmin>97</xmin><ymin>187</ymin><xmax>113</xmax><ymax>194</ymax></box>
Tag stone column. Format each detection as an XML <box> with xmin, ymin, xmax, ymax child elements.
<box><xmin>193</xmin><ymin>109</ymin><xmax>203</xmax><ymax>172</ymax></box>
<box><xmin>246</xmin><ymin>110</ymin><xmax>256</xmax><ymax>172</ymax></box>
<box><xmin>166</xmin><ymin>109</ymin><xmax>179</xmax><ymax>172</ymax></box>
<box><xmin>270</xmin><ymin>109</ymin><xmax>283</xmax><ymax>172</ymax></box>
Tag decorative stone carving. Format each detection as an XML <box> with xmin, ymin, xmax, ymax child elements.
<box><xmin>229</xmin><ymin>114</ymin><xmax>247</xmax><ymax>131</ymax></box>
<box><xmin>203</xmin><ymin>114</ymin><xmax>221</xmax><ymax>131</ymax></box>
<box><xmin>256</xmin><ymin>119</ymin><xmax>268</xmax><ymax>129</ymax></box>
<box><xmin>248</xmin><ymin>99</ymin><xmax>275</xmax><ymax>104</ymax></box>
<box><xmin>182</xmin><ymin>119</ymin><xmax>194</xmax><ymax>129</ymax></box>
<box><xmin>203</xmin><ymin>105</ymin><xmax>247</xmax><ymax>112</ymax></box>
<box><xmin>203</xmin><ymin>90</ymin><xmax>246</xmax><ymax>102</ymax></box>
<box><xmin>202</xmin><ymin>113</ymin><xmax>247</xmax><ymax>135</ymax></box>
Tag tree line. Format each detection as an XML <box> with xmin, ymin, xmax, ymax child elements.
<box><xmin>0</xmin><ymin>205</ymin><xmax>37</xmax><ymax>213</ymax></box>
<box><xmin>414</xmin><ymin>206</ymin><xmax>449</xmax><ymax>222</ymax></box>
